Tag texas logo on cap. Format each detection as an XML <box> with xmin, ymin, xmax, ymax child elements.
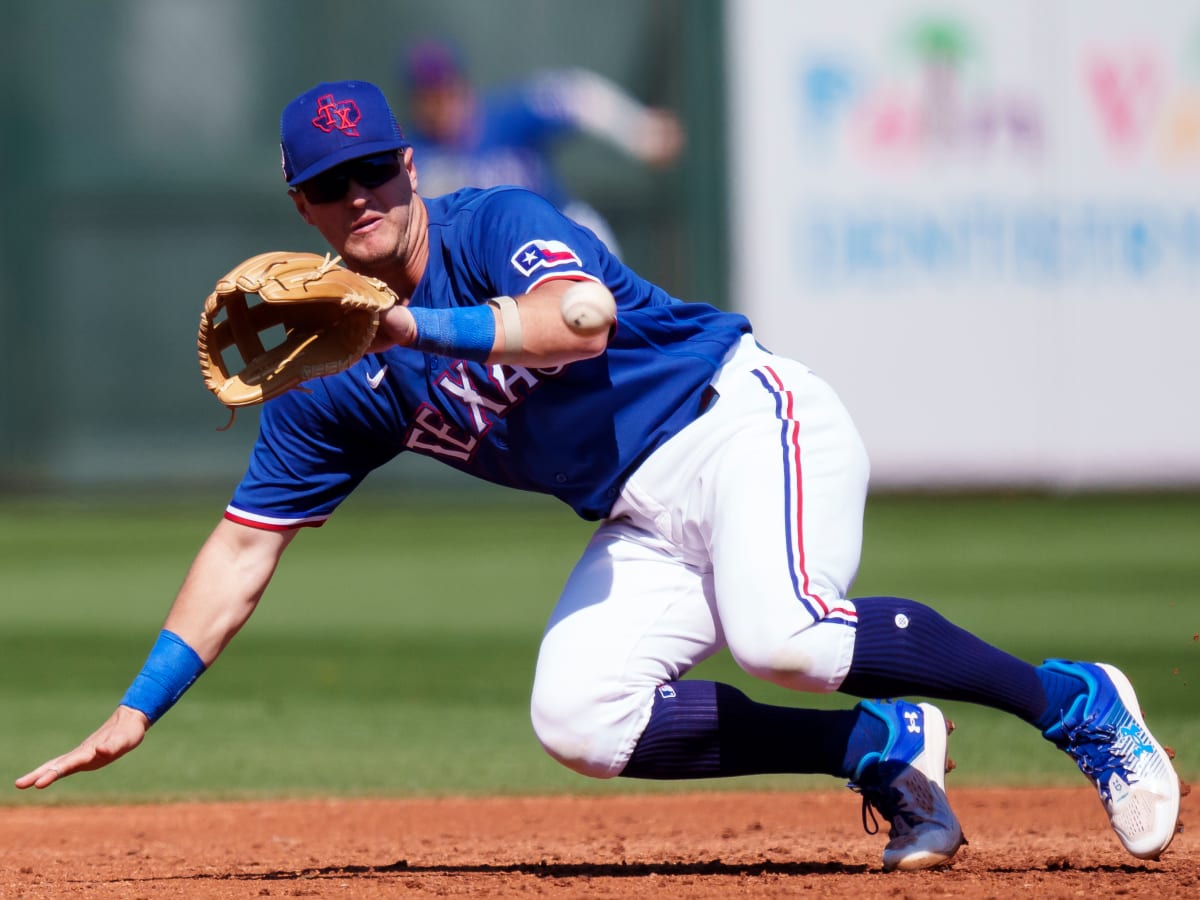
<box><xmin>311</xmin><ymin>94</ymin><xmax>361</xmax><ymax>135</ymax></box>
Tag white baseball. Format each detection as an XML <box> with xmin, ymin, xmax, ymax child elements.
<box><xmin>560</xmin><ymin>281</ymin><xmax>616</xmax><ymax>334</ymax></box>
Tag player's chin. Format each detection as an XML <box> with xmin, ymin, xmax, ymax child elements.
<box><xmin>339</xmin><ymin>234</ymin><xmax>396</xmax><ymax>273</ymax></box>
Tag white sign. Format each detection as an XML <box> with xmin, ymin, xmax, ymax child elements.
<box><xmin>726</xmin><ymin>0</ymin><xmax>1200</xmax><ymax>487</ymax></box>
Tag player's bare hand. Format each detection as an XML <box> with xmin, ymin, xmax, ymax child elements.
<box><xmin>636</xmin><ymin>109</ymin><xmax>685</xmax><ymax>167</ymax></box>
<box><xmin>14</xmin><ymin>705</ymin><xmax>150</xmax><ymax>790</ymax></box>
<box><xmin>367</xmin><ymin>304</ymin><xmax>417</xmax><ymax>353</ymax></box>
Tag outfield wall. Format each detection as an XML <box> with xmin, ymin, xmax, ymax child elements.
<box><xmin>727</xmin><ymin>0</ymin><xmax>1200</xmax><ymax>488</ymax></box>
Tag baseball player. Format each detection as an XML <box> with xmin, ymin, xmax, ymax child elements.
<box><xmin>398</xmin><ymin>37</ymin><xmax>684</xmax><ymax>254</ymax></box>
<box><xmin>16</xmin><ymin>80</ymin><xmax>1180</xmax><ymax>872</ymax></box>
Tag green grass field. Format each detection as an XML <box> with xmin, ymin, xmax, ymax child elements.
<box><xmin>1</xmin><ymin>488</ymin><xmax>1196</xmax><ymax>805</ymax></box>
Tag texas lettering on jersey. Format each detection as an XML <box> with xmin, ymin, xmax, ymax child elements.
<box><xmin>405</xmin><ymin>359</ymin><xmax>563</xmax><ymax>461</ymax></box>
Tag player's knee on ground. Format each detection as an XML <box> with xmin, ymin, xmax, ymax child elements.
<box><xmin>726</xmin><ymin>618</ymin><xmax>855</xmax><ymax>694</ymax></box>
<box><xmin>530</xmin><ymin>679</ymin><xmax>652</xmax><ymax>779</ymax></box>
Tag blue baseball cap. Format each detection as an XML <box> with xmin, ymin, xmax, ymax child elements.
<box><xmin>280</xmin><ymin>80</ymin><xmax>409</xmax><ymax>186</ymax></box>
<box><xmin>402</xmin><ymin>38</ymin><xmax>466</xmax><ymax>88</ymax></box>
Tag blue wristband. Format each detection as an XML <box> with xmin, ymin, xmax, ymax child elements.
<box><xmin>119</xmin><ymin>629</ymin><xmax>207</xmax><ymax>724</ymax></box>
<box><xmin>408</xmin><ymin>305</ymin><xmax>496</xmax><ymax>362</ymax></box>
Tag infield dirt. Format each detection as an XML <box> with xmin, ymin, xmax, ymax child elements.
<box><xmin>2</xmin><ymin>786</ymin><xmax>1194</xmax><ymax>898</ymax></box>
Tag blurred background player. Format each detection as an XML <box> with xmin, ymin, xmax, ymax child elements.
<box><xmin>398</xmin><ymin>37</ymin><xmax>685</xmax><ymax>255</ymax></box>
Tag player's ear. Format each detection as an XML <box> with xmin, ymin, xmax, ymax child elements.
<box><xmin>288</xmin><ymin>189</ymin><xmax>315</xmax><ymax>225</ymax></box>
<box><xmin>402</xmin><ymin>146</ymin><xmax>418</xmax><ymax>193</ymax></box>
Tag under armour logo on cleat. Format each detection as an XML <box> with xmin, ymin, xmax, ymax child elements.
<box><xmin>904</xmin><ymin>710</ymin><xmax>922</xmax><ymax>734</ymax></box>
<box><xmin>1119</xmin><ymin>724</ymin><xmax>1154</xmax><ymax>757</ymax></box>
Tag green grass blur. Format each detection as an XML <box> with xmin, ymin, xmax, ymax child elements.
<box><xmin>1</xmin><ymin>489</ymin><xmax>1196</xmax><ymax>805</ymax></box>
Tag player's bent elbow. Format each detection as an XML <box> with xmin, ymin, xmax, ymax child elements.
<box><xmin>518</xmin><ymin>331</ymin><xmax>609</xmax><ymax>369</ymax></box>
<box><xmin>570</xmin><ymin>330</ymin><xmax>610</xmax><ymax>360</ymax></box>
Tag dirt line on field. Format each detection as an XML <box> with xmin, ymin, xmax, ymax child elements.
<box><xmin>1</xmin><ymin>787</ymin><xmax>1195</xmax><ymax>898</ymax></box>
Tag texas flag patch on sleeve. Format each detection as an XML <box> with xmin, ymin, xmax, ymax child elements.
<box><xmin>511</xmin><ymin>239</ymin><xmax>582</xmax><ymax>277</ymax></box>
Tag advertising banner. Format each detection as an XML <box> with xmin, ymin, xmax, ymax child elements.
<box><xmin>726</xmin><ymin>0</ymin><xmax>1200</xmax><ymax>486</ymax></box>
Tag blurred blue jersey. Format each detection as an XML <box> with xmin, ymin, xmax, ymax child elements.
<box><xmin>406</xmin><ymin>75</ymin><xmax>581</xmax><ymax>207</ymax></box>
<box><xmin>228</xmin><ymin>187</ymin><xmax>750</xmax><ymax>526</ymax></box>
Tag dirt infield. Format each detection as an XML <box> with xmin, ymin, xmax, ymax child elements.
<box><xmin>2</xmin><ymin>787</ymin><xmax>1194</xmax><ymax>898</ymax></box>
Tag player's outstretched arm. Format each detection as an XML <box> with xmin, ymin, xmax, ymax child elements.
<box><xmin>548</xmin><ymin>69</ymin><xmax>685</xmax><ymax>167</ymax></box>
<box><xmin>15</xmin><ymin>519</ymin><xmax>297</xmax><ymax>790</ymax></box>
<box><xmin>372</xmin><ymin>279</ymin><xmax>611</xmax><ymax>368</ymax></box>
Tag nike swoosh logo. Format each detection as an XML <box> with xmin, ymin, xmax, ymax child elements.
<box><xmin>367</xmin><ymin>365</ymin><xmax>389</xmax><ymax>390</ymax></box>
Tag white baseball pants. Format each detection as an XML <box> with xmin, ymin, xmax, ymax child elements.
<box><xmin>531</xmin><ymin>335</ymin><xmax>871</xmax><ymax>777</ymax></box>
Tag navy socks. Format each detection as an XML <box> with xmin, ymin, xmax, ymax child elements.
<box><xmin>620</xmin><ymin>597</ymin><xmax>1090</xmax><ymax>781</ymax></box>
<box><xmin>840</xmin><ymin>595</ymin><xmax>1078</xmax><ymax>726</ymax></box>
<box><xmin>620</xmin><ymin>680</ymin><xmax>886</xmax><ymax>780</ymax></box>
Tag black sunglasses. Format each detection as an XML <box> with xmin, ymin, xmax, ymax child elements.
<box><xmin>296</xmin><ymin>151</ymin><xmax>403</xmax><ymax>204</ymax></box>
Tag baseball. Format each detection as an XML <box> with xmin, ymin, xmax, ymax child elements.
<box><xmin>560</xmin><ymin>281</ymin><xmax>616</xmax><ymax>334</ymax></box>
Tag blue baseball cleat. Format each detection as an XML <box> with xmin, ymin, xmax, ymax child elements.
<box><xmin>1040</xmin><ymin>660</ymin><xmax>1181</xmax><ymax>860</ymax></box>
<box><xmin>849</xmin><ymin>699</ymin><xmax>966</xmax><ymax>871</ymax></box>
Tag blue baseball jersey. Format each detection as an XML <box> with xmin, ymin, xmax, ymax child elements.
<box><xmin>227</xmin><ymin>187</ymin><xmax>751</xmax><ymax>528</ymax></box>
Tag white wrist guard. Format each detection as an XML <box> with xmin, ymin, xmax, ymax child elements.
<box><xmin>487</xmin><ymin>295</ymin><xmax>524</xmax><ymax>357</ymax></box>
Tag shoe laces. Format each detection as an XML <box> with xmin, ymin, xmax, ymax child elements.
<box><xmin>1056</xmin><ymin>714</ymin><xmax>1151</xmax><ymax>793</ymax></box>
<box><xmin>851</xmin><ymin>771</ymin><xmax>929</xmax><ymax>837</ymax></box>
<box><xmin>857</xmin><ymin>789</ymin><xmax>888</xmax><ymax>836</ymax></box>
